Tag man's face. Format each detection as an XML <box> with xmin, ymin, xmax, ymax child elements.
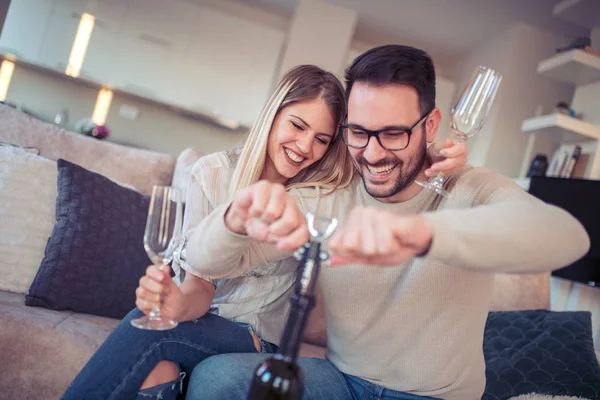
<box><xmin>346</xmin><ymin>83</ymin><xmax>433</xmax><ymax>200</ymax></box>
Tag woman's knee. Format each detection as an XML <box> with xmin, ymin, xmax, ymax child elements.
<box><xmin>140</xmin><ymin>361</ymin><xmax>180</xmax><ymax>390</ymax></box>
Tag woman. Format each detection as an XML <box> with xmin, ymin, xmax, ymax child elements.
<box><xmin>62</xmin><ymin>65</ymin><xmax>467</xmax><ymax>400</ymax></box>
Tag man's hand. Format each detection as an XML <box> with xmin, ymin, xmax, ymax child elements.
<box><xmin>224</xmin><ymin>180</ymin><xmax>308</xmax><ymax>251</ymax></box>
<box><xmin>425</xmin><ymin>138</ymin><xmax>468</xmax><ymax>178</ymax></box>
<box><xmin>328</xmin><ymin>207</ymin><xmax>434</xmax><ymax>266</ymax></box>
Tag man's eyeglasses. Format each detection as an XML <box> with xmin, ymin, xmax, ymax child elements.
<box><xmin>340</xmin><ymin>110</ymin><xmax>432</xmax><ymax>151</ymax></box>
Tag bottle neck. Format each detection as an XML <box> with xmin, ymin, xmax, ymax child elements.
<box><xmin>277</xmin><ymin>242</ymin><xmax>321</xmax><ymax>362</ymax></box>
<box><xmin>278</xmin><ymin>295</ymin><xmax>313</xmax><ymax>362</ymax></box>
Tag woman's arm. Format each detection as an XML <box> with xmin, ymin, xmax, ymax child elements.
<box><xmin>173</xmin><ymin>272</ymin><xmax>215</xmax><ymax>321</ymax></box>
<box><xmin>185</xmin><ymin>202</ymin><xmax>296</xmax><ymax>279</ymax></box>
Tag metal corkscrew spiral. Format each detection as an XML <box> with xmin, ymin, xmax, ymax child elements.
<box><xmin>293</xmin><ymin>213</ymin><xmax>338</xmax><ymax>296</ymax></box>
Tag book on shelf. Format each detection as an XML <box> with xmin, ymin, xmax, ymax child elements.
<box><xmin>560</xmin><ymin>145</ymin><xmax>582</xmax><ymax>178</ymax></box>
<box><xmin>546</xmin><ymin>144</ymin><xmax>583</xmax><ymax>178</ymax></box>
<box><xmin>571</xmin><ymin>153</ymin><xmax>590</xmax><ymax>179</ymax></box>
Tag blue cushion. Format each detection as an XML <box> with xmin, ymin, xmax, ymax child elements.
<box><xmin>483</xmin><ymin>310</ymin><xmax>600</xmax><ymax>400</ymax></box>
<box><xmin>25</xmin><ymin>159</ymin><xmax>151</xmax><ymax>319</ymax></box>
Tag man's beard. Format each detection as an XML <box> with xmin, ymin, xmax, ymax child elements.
<box><xmin>354</xmin><ymin>137</ymin><xmax>427</xmax><ymax>199</ymax></box>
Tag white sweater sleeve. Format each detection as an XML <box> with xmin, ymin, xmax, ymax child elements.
<box><xmin>184</xmin><ymin>186</ymin><xmax>317</xmax><ymax>279</ymax></box>
<box><xmin>423</xmin><ymin>170</ymin><xmax>590</xmax><ymax>273</ymax></box>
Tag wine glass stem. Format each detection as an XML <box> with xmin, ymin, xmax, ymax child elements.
<box><xmin>148</xmin><ymin>263</ymin><xmax>167</xmax><ymax>319</ymax></box>
<box><xmin>451</xmin><ymin>129</ymin><xmax>467</xmax><ymax>144</ymax></box>
<box><xmin>431</xmin><ymin>172</ymin><xmax>445</xmax><ymax>184</ymax></box>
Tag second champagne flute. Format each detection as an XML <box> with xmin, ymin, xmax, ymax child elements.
<box><xmin>416</xmin><ymin>65</ymin><xmax>502</xmax><ymax>197</ymax></box>
<box><xmin>131</xmin><ymin>185</ymin><xmax>183</xmax><ymax>331</ymax></box>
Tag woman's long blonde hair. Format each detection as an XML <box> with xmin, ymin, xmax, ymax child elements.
<box><xmin>228</xmin><ymin>65</ymin><xmax>355</xmax><ymax>200</ymax></box>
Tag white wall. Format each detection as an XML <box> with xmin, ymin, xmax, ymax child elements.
<box><xmin>197</xmin><ymin>0</ymin><xmax>289</xmax><ymax>32</ymax></box>
<box><xmin>346</xmin><ymin>39</ymin><xmax>455</xmax><ymax>80</ymax></box>
<box><xmin>279</xmin><ymin>0</ymin><xmax>356</xmax><ymax>79</ymax></box>
<box><xmin>453</xmin><ymin>25</ymin><xmax>517</xmax><ymax>168</ymax></box>
<box><xmin>572</xmin><ymin>80</ymin><xmax>600</xmax><ymax>126</ymax></box>
<box><xmin>453</xmin><ymin>23</ymin><xmax>574</xmax><ymax>176</ymax></box>
<box><xmin>433</xmin><ymin>78</ymin><xmax>457</xmax><ymax>141</ymax></box>
<box><xmin>487</xmin><ymin>24</ymin><xmax>575</xmax><ymax>177</ymax></box>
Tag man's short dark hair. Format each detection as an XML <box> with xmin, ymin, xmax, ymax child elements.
<box><xmin>344</xmin><ymin>45</ymin><xmax>436</xmax><ymax>114</ymax></box>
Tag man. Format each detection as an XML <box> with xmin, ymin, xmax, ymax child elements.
<box><xmin>184</xmin><ymin>45</ymin><xmax>589</xmax><ymax>399</ymax></box>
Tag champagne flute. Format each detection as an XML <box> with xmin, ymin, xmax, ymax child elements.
<box><xmin>131</xmin><ymin>186</ymin><xmax>183</xmax><ymax>330</ymax></box>
<box><xmin>416</xmin><ymin>65</ymin><xmax>503</xmax><ymax>197</ymax></box>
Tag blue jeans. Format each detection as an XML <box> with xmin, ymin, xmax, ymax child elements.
<box><xmin>186</xmin><ymin>353</ymin><xmax>440</xmax><ymax>400</ymax></box>
<box><xmin>61</xmin><ymin>308</ymin><xmax>276</xmax><ymax>400</ymax></box>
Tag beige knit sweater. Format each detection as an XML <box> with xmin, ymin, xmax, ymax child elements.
<box><xmin>186</xmin><ymin>166</ymin><xmax>590</xmax><ymax>399</ymax></box>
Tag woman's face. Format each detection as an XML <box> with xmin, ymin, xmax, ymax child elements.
<box><xmin>264</xmin><ymin>97</ymin><xmax>336</xmax><ymax>183</ymax></box>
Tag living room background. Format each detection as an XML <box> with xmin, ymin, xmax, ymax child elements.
<box><xmin>1</xmin><ymin>1</ymin><xmax>600</xmax><ymax>398</ymax></box>
<box><xmin>1</xmin><ymin>0</ymin><xmax>599</xmax><ymax>350</ymax></box>
<box><xmin>0</xmin><ymin>0</ymin><xmax>462</xmax><ymax>157</ymax></box>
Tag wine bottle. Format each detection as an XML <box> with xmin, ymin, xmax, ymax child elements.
<box><xmin>247</xmin><ymin>214</ymin><xmax>337</xmax><ymax>400</ymax></box>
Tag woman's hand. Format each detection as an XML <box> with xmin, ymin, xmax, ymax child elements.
<box><xmin>135</xmin><ymin>265</ymin><xmax>187</xmax><ymax>322</ymax></box>
<box><xmin>224</xmin><ymin>180</ymin><xmax>308</xmax><ymax>251</ymax></box>
<box><xmin>425</xmin><ymin>138</ymin><xmax>468</xmax><ymax>178</ymax></box>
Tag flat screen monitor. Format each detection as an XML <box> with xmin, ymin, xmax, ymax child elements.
<box><xmin>528</xmin><ymin>176</ymin><xmax>599</xmax><ymax>288</ymax></box>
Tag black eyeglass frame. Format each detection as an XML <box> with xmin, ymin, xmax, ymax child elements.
<box><xmin>339</xmin><ymin>109</ymin><xmax>433</xmax><ymax>151</ymax></box>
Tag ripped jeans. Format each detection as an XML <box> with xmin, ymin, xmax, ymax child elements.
<box><xmin>61</xmin><ymin>308</ymin><xmax>277</xmax><ymax>400</ymax></box>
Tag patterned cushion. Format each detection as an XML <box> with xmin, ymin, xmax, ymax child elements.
<box><xmin>25</xmin><ymin>159</ymin><xmax>151</xmax><ymax>319</ymax></box>
<box><xmin>483</xmin><ymin>310</ymin><xmax>600</xmax><ymax>400</ymax></box>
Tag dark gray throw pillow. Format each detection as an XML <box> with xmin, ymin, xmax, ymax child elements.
<box><xmin>25</xmin><ymin>159</ymin><xmax>151</xmax><ymax>319</ymax></box>
<box><xmin>483</xmin><ymin>310</ymin><xmax>600</xmax><ymax>400</ymax></box>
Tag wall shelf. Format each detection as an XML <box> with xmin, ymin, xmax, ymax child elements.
<box><xmin>522</xmin><ymin>113</ymin><xmax>600</xmax><ymax>144</ymax></box>
<box><xmin>537</xmin><ymin>49</ymin><xmax>600</xmax><ymax>86</ymax></box>
<box><xmin>0</xmin><ymin>52</ymin><xmax>247</xmax><ymax>132</ymax></box>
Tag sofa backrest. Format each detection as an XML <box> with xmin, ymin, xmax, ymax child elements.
<box><xmin>171</xmin><ymin>147</ymin><xmax>205</xmax><ymax>199</ymax></box>
<box><xmin>489</xmin><ymin>273</ymin><xmax>550</xmax><ymax>311</ymax></box>
<box><xmin>0</xmin><ymin>105</ymin><xmax>175</xmax><ymax>195</ymax></box>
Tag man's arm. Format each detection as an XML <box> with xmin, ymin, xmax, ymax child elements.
<box><xmin>423</xmin><ymin>170</ymin><xmax>590</xmax><ymax>273</ymax></box>
<box><xmin>329</xmin><ymin>169</ymin><xmax>590</xmax><ymax>274</ymax></box>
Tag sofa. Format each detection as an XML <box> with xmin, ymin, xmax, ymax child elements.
<box><xmin>0</xmin><ymin>104</ymin><xmax>598</xmax><ymax>400</ymax></box>
<box><xmin>0</xmin><ymin>104</ymin><xmax>185</xmax><ymax>400</ymax></box>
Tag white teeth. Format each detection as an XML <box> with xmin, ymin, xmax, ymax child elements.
<box><xmin>285</xmin><ymin>148</ymin><xmax>304</xmax><ymax>163</ymax></box>
<box><xmin>367</xmin><ymin>165</ymin><xmax>395</xmax><ymax>174</ymax></box>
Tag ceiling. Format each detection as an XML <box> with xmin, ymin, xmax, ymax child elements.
<box><xmin>235</xmin><ymin>0</ymin><xmax>589</xmax><ymax>70</ymax></box>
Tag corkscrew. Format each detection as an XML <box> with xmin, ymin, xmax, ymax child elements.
<box><xmin>293</xmin><ymin>213</ymin><xmax>338</xmax><ymax>296</ymax></box>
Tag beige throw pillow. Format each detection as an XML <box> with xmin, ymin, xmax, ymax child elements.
<box><xmin>0</xmin><ymin>146</ymin><xmax>58</xmax><ymax>294</ymax></box>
